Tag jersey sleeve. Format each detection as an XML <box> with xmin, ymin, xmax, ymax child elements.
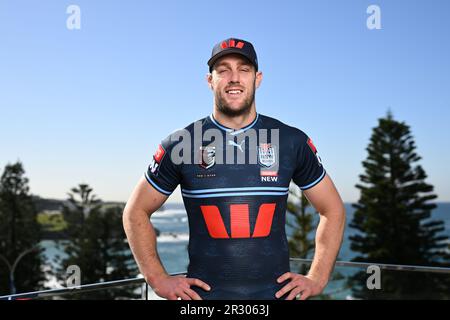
<box><xmin>292</xmin><ymin>132</ymin><xmax>326</xmax><ymax>190</ymax></box>
<box><xmin>144</xmin><ymin>134</ymin><xmax>181</xmax><ymax>195</ymax></box>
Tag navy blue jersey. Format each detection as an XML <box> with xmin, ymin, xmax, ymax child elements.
<box><xmin>145</xmin><ymin>113</ymin><xmax>326</xmax><ymax>300</ymax></box>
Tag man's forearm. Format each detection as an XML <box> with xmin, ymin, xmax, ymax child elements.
<box><xmin>307</xmin><ymin>209</ymin><xmax>346</xmax><ymax>289</ymax></box>
<box><xmin>123</xmin><ymin>209</ymin><xmax>168</xmax><ymax>286</ymax></box>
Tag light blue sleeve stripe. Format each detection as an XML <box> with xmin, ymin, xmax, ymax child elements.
<box><xmin>144</xmin><ymin>172</ymin><xmax>172</xmax><ymax>195</ymax></box>
<box><xmin>299</xmin><ymin>169</ymin><xmax>326</xmax><ymax>190</ymax></box>
<box><xmin>181</xmin><ymin>185</ymin><xmax>289</xmax><ymax>194</ymax></box>
<box><xmin>182</xmin><ymin>191</ymin><xmax>289</xmax><ymax>198</ymax></box>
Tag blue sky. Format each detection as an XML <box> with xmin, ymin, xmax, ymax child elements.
<box><xmin>0</xmin><ymin>0</ymin><xmax>449</xmax><ymax>203</ymax></box>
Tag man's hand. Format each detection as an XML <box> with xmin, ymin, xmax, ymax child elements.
<box><xmin>275</xmin><ymin>272</ymin><xmax>325</xmax><ymax>300</ymax></box>
<box><xmin>150</xmin><ymin>274</ymin><xmax>211</xmax><ymax>300</ymax></box>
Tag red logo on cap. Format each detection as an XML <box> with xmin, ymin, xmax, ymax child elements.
<box><xmin>221</xmin><ymin>39</ymin><xmax>245</xmax><ymax>49</ymax></box>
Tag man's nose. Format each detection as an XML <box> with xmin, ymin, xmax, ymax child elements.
<box><xmin>229</xmin><ymin>69</ymin><xmax>241</xmax><ymax>83</ymax></box>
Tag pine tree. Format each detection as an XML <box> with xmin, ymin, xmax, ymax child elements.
<box><xmin>56</xmin><ymin>184</ymin><xmax>139</xmax><ymax>299</ymax></box>
<box><xmin>0</xmin><ymin>161</ymin><xmax>46</xmax><ymax>295</ymax></box>
<box><xmin>349</xmin><ymin>112</ymin><xmax>449</xmax><ymax>299</ymax></box>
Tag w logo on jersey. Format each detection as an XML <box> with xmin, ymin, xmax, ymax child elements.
<box><xmin>200</xmin><ymin>203</ymin><xmax>276</xmax><ymax>239</ymax></box>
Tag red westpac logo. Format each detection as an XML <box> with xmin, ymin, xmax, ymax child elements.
<box><xmin>200</xmin><ymin>203</ymin><xmax>276</xmax><ymax>239</ymax></box>
<box><xmin>221</xmin><ymin>39</ymin><xmax>245</xmax><ymax>49</ymax></box>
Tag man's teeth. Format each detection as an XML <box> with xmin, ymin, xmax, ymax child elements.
<box><xmin>227</xmin><ymin>90</ymin><xmax>242</xmax><ymax>94</ymax></box>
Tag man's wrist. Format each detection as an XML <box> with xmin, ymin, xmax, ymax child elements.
<box><xmin>145</xmin><ymin>271</ymin><xmax>169</xmax><ymax>288</ymax></box>
<box><xmin>305</xmin><ymin>272</ymin><xmax>328</xmax><ymax>292</ymax></box>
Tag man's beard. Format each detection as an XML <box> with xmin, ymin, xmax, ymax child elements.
<box><xmin>215</xmin><ymin>82</ymin><xmax>256</xmax><ymax>117</ymax></box>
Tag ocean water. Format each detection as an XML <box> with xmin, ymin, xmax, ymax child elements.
<box><xmin>41</xmin><ymin>202</ymin><xmax>450</xmax><ymax>299</ymax></box>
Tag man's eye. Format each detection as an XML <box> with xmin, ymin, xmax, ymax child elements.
<box><xmin>218</xmin><ymin>69</ymin><xmax>227</xmax><ymax>74</ymax></box>
<box><xmin>241</xmin><ymin>68</ymin><xmax>250</xmax><ymax>72</ymax></box>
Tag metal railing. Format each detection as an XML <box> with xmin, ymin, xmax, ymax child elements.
<box><xmin>1</xmin><ymin>259</ymin><xmax>449</xmax><ymax>300</ymax></box>
<box><xmin>290</xmin><ymin>258</ymin><xmax>450</xmax><ymax>274</ymax></box>
<box><xmin>0</xmin><ymin>276</ymin><xmax>149</xmax><ymax>300</ymax></box>
<box><xmin>0</xmin><ymin>272</ymin><xmax>187</xmax><ymax>300</ymax></box>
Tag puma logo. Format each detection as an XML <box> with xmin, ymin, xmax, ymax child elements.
<box><xmin>228</xmin><ymin>140</ymin><xmax>245</xmax><ymax>152</ymax></box>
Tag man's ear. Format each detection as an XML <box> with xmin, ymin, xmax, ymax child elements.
<box><xmin>206</xmin><ymin>73</ymin><xmax>213</xmax><ymax>90</ymax></box>
<box><xmin>255</xmin><ymin>71</ymin><xmax>263</xmax><ymax>89</ymax></box>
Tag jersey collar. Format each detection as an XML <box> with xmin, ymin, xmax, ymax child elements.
<box><xmin>209</xmin><ymin>113</ymin><xmax>260</xmax><ymax>136</ymax></box>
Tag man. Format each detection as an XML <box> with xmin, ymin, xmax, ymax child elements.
<box><xmin>123</xmin><ymin>38</ymin><xmax>346</xmax><ymax>300</ymax></box>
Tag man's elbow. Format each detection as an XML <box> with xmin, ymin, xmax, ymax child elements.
<box><xmin>322</xmin><ymin>202</ymin><xmax>346</xmax><ymax>229</ymax></box>
<box><xmin>334</xmin><ymin>201</ymin><xmax>346</xmax><ymax>223</ymax></box>
<box><xmin>123</xmin><ymin>204</ymin><xmax>144</xmax><ymax>227</ymax></box>
<box><xmin>122</xmin><ymin>206</ymin><xmax>133</xmax><ymax>232</ymax></box>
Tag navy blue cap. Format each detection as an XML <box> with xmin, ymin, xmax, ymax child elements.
<box><xmin>207</xmin><ymin>38</ymin><xmax>258</xmax><ymax>72</ymax></box>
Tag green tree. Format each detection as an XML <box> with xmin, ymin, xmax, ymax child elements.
<box><xmin>349</xmin><ymin>112</ymin><xmax>449</xmax><ymax>299</ymax></box>
<box><xmin>56</xmin><ymin>184</ymin><xmax>139</xmax><ymax>299</ymax></box>
<box><xmin>0</xmin><ymin>161</ymin><xmax>46</xmax><ymax>295</ymax></box>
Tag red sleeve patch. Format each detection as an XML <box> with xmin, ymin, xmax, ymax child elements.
<box><xmin>307</xmin><ymin>138</ymin><xmax>317</xmax><ymax>154</ymax></box>
<box><xmin>153</xmin><ymin>144</ymin><xmax>165</xmax><ymax>163</ymax></box>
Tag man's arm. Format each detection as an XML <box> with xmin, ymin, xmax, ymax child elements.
<box><xmin>276</xmin><ymin>174</ymin><xmax>346</xmax><ymax>300</ymax></box>
<box><xmin>123</xmin><ymin>176</ymin><xmax>169</xmax><ymax>285</ymax></box>
<box><xmin>123</xmin><ymin>176</ymin><xmax>210</xmax><ymax>300</ymax></box>
<box><xmin>303</xmin><ymin>173</ymin><xmax>346</xmax><ymax>289</ymax></box>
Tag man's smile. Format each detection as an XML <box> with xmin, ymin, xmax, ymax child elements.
<box><xmin>225</xmin><ymin>88</ymin><xmax>244</xmax><ymax>98</ymax></box>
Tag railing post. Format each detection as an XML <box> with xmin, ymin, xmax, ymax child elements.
<box><xmin>141</xmin><ymin>282</ymin><xmax>148</xmax><ymax>300</ymax></box>
<box><xmin>145</xmin><ymin>283</ymin><xmax>148</xmax><ymax>300</ymax></box>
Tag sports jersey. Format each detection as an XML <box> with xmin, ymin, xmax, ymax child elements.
<box><xmin>145</xmin><ymin>113</ymin><xmax>326</xmax><ymax>300</ymax></box>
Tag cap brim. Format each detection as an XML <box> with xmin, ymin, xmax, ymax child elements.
<box><xmin>207</xmin><ymin>49</ymin><xmax>255</xmax><ymax>71</ymax></box>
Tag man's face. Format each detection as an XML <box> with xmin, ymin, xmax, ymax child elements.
<box><xmin>208</xmin><ymin>54</ymin><xmax>263</xmax><ymax>117</ymax></box>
